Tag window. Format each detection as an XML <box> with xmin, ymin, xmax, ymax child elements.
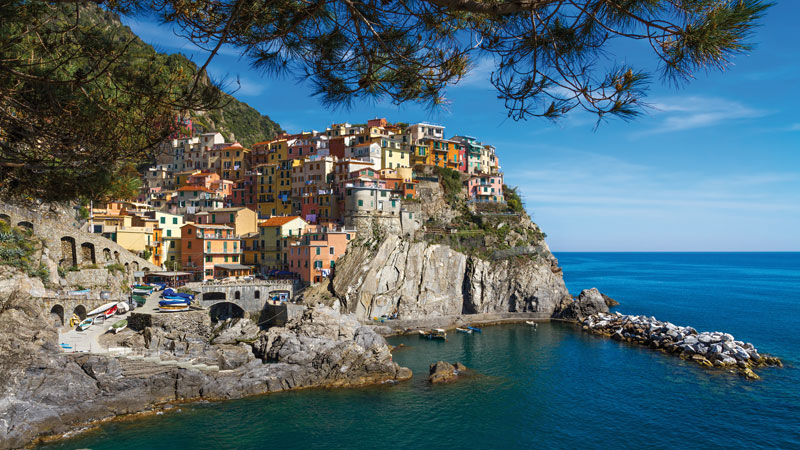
<box><xmin>160</xmin><ymin>217</ymin><xmax>165</xmax><ymax>224</ymax></box>
<box><xmin>173</xmin><ymin>217</ymin><xmax>178</xmax><ymax>224</ymax></box>
<box><xmin>206</xmin><ymin>256</ymin><xmax>212</xmax><ymax>262</ymax></box>
<box><xmin>224</xmin><ymin>256</ymin><xmax>229</xmax><ymax>262</ymax></box>
<box><xmin>232</xmin><ymin>256</ymin><xmax>238</xmax><ymax>262</ymax></box>
<box><xmin>166</xmin><ymin>229</ymin><xmax>172</xmax><ymax>237</ymax></box>
<box><xmin>187</xmin><ymin>241</ymin><xmax>192</xmax><ymax>249</ymax></box>
<box><xmin>230</xmin><ymin>214</ymin><xmax>234</xmax><ymax>222</ymax></box>
<box><xmin>170</xmin><ymin>256</ymin><xmax>175</xmax><ymax>261</ymax></box>
<box><xmin>316</xmin><ymin>247</ymin><xmax>320</xmax><ymax>255</ymax></box>
<box><xmin>329</xmin><ymin>247</ymin><xmax>334</xmax><ymax>255</ymax></box>
<box><xmin>170</xmin><ymin>240</ymin><xmax>175</xmax><ymax>248</ymax></box>
<box><xmin>357</xmin><ymin>199</ymin><xmax>363</xmax><ymax>207</ymax></box>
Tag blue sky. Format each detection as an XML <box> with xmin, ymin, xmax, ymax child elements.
<box><xmin>123</xmin><ymin>2</ymin><xmax>800</xmax><ymax>252</ymax></box>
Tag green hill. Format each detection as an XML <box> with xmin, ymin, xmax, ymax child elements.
<box><xmin>97</xmin><ymin>8</ymin><xmax>283</xmax><ymax>147</ymax></box>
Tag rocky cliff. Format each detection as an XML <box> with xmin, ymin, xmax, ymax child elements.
<box><xmin>0</xmin><ymin>279</ymin><xmax>409</xmax><ymax>448</ymax></box>
<box><xmin>330</xmin><ymin>234</ymin><xmax>569</xmax><ymax>320</ymax></box>
<box><xmin>325</xmin><ymin>168</ymin><xmax>570</xmax><ymax>321</ymax></box>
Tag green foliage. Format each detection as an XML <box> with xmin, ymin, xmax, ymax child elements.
<box><xmin>141</xmin><ymin>250</ymin><xmax>152</xmax><ymax>261</ymax></box>
<box><xmin>106</xmin><ymin>263</ymin><xmax>125</xmax><ymax>273</ymax></box>
<box><xmin>0</xmin><ymin>222</ymin><xmax>38</xmax><ymax>273</ymax></box>
<box><xmin>504</xmin><ymin>185</ymin><xmax>524</xmax><ymax>213</ymax></box>
<box><xmin>190</xmin><ymin>93</ymin><xmax>282</xmax><ymax>147</ymax></box>
<box><xmin>434</xmin><ymin>166</ymin><xmax>464</xmax><ymax>204</ymax></box>
<box><xmin>31</xmin><ymin>265</ymin><xmax>50</xmax><ymax>284</ymax></box>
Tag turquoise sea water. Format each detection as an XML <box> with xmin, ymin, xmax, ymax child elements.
<box><xmin>40</xmin><ymin>253</ymin><xmax>800</xmax><ymax>449</ymax></box>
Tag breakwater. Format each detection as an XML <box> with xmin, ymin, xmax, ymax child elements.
<box><xmin>582</xmin><ymin>312</ymin><xmax>783</xmax><ymax>379</ymax></box>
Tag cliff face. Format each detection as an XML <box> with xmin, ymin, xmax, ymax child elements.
<box><xmin>331</xmin><ymin>234</ymin><xmax>569</xmax><ymax>320</ymax></box>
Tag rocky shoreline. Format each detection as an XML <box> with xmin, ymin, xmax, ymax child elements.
<box><xmin>0</xmin><ymin>304</ymin><xmax>411</xmax><ymax>449</ymax></box>
<box><xmin>581</xmin><ymin>312</ymin><xmax>783</xmax><ymax>379</ymax></box>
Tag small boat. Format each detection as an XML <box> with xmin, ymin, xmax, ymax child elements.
<box><xmin>109</xmin><ymin>319</ymin><xmax>127</xmax><ymax>334</ymax></box>
<box><xmin>103</xmin><ymin>305</ymin><xmax>118</xmax><ymax>319</ymax></box>
<box><xmin>87</xmin><ymin>302</ymin><xmax>117</xmax><ymax>316</ymax></box>
<box><xmin>162</xmin><ymin>289</ymin><xmax>194</xmax><ymax>301</ymax></box>
<box><xmin>132</xmin><ymin>294</ymin><xmax>147</xmax><ymax>306</ymax></box>
<box><xmin>77</xmin><ymin>317</ymin><xmax>93</xmax><ymax>331</ymax></box>
<box><xmin>525</xmin><ymin>321</ymin><xmax>538</xmax><ymax>329</ymax></box>
<box><xmin>132</xmin><ymin>289</ymin><xmax>152</xmax><ymax>296</ymax></box>
<box><xmin>133</xmin><ymin>285</ymin><xmax>154</xmax><ymax>292</ymax></box>
<box><xmin>116</xmin><ymin>302</ymin><xmax>129</xmax><ymax>314</ymax></box>
<box><xmin>159</xmin><ymin>298</ymin><xmax>190</xmax><ymax>306</ymax></box>
<box><xmin>466</xmin><ymin>326</ymin><xmax>482</xmax><ymax>333</ymax></box>
<box><xmin>423</xmin><ymin>329</ymin><xmax>447</xmax><ymax>340</ymax></box>
<box><xmin>93</xmin><ymin>314</ymin><xmax>105</xmax><ymax>324</ymax></box>
<box><xmin>158</xmin><ymin>303</ymin><xmax>190</xmax><ymax>312</ymax></box>
<box><xmin>456</xmin><ymin>327</ymin><xmax>472</xmax><ymax>334</ymax></box>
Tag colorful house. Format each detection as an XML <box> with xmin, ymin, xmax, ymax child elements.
<box><xmin>285</xmin><ymin>228</ymin><xmax>355</xmax><ymax>283</ymax></box>
<box><xmin>258</xmin><ymin>216</ymin><xmax>308</xmax><ymax>273</ymax></box>
<box><xmin>466</xmin><ymin>173</ymin><xmax>504</xmax><ymax>203</ymax></box>
<box><xmin>180</xmin><ymin>223</ymin><xmax>241</xmax><ymax>280</ymax></box>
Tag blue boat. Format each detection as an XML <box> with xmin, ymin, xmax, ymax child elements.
<box><xmin>466</xmin><ymin>326</ymin><xmax>482</xmax><ymax>333</ymax></box>
<box><xmin>162</xmin><ymin>289</ymin><xmax>194</xmax><ymax>301</ymax></box>
<box><xmin>159</xmin><ymin>299</ymin><xmax>190</xmax><ymax>306</ymax></box>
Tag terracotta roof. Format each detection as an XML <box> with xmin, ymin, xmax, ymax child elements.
<box><xmin>259</xmin><ymin>216</ymin><xmax>304</xmax><ymax>227</ymax></box>
<box><xmin>177</xmin><ymin>186</ymin><xmax>214</xmax><ymax>193</ymax></box>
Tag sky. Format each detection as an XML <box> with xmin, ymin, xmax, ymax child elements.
<box><xmin>122</xmin><ymin>2</ymin><xmax>800</xmax><ymax>252</ymax></box>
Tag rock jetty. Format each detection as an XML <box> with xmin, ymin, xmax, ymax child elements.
<box><xmin>582</xmin><ymin>312</ymin><xmax>782</xmax><ymax>379</ymax></box>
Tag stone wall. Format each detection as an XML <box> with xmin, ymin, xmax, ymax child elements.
<box><xmin>0</xmin><ymin>202</ymin><xmax>159</xmax><ymax>280</ymax></box>
<box><xmin>188</xmin><ymin>280</ymin><xmax>302</xmax><ymax>312</ymax></box>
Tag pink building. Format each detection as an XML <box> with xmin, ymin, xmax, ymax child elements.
<box><xmin>285</xmin><ymin>228</ymin><xmax>355</xmax><ymax>284</ymax></box>
<box><xmin>465</xmin><ymin>173</ymin><xmax>504</xmax><ymax>203</ymax></box>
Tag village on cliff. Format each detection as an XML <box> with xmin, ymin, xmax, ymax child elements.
<box><xmin>90</xmin><ymin>118</ymin><xmax>506</xmax><ymax>285</ymax></box>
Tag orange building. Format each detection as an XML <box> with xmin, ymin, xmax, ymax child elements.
<box><xmin>285</xmin><ymin>228</ymin><xmax>355</xmax><ymax>284</ymax></box>
<box><xmin>180</xmin><ymin>223</ymin><xmax>241</xmax><ymax>280</ymax></box>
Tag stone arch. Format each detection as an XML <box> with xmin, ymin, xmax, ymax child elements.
<box><xmin>132</xmin><ymin>261</ymin><xmax>139</xmax><ymax>272</ymax></box>
<box><xmin>209</xmin><ymin>302</ymin><xmax>245</xmax><ymax>322</ymax></box>
<box><xmin>124</xmin><ymin>262</ymin><xmax>130</xmax><ymax>273</ymax></box>
<box><xmin>103</xmin><ymin>248</ymin><xmax>111</xmax><ymax>261</ymax></box>
<box><xmin>0</xmin><ymin>214</ymin><xmax>9</xmax><ymax>224</ymax></box>
<box><xmin>114</xmin><ymin>251</ymin><xmax>120</xmax><ymax>263</ymax></box>
<box><xmin>17</xmin><ymin>221</ymin><xmax>33</xmax><ymax>232</ymax></box>
<box><xmin>60</xmin><ymin>236</ymin><xmax>77</xmax><ymax>268</ymax></box>
<box><xmin>203</xmin><ymin>292</ymin><xmax>226</xmax><ymax>301</ymax></box>
<box><xmin>73</xmin><ymin>305</ymin><xmax>87</xmax><ymax>321</ymax></box>
<box><xmin>143</xmin><ymin>267</ymin><xmax>150</xmax><ymax>274</ymax></box>
<box><xmin>254</xmin><ymin>290</ymin><xmax>260</xmax><ymax>299</ymax></box>
<box><xmin>234</xmin><ymin>291</ymin><xmax>241</xmax><ymax>300</ymax></box>
<box><xmin>50</xmin><ymin>304</ymin><xmax>65</xmax><ymax>326</ymax></box>
<box><xmin>80</xmin><ymin>242</ymin><xmax>96</xmax><ymax>265</ymax></box>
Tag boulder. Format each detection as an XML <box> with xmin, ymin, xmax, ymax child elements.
<box><xmin>428</xmin><ymin>361</ymin><xmax>470</xmax><ymax>383</ymax></box>
<box><xmin>554</xmin><ymin>288</ymin><xmax>610</xmax><ymax>321</ymax></box>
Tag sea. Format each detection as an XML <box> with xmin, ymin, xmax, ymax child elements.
<box><xmin>39</xmin><ymin>253</ymin><xmax>800</xmax><ymax>449</ymax></box>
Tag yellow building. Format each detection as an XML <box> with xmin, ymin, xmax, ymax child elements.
<box><xmin>241</xmin><ymin>231</ymin><xmax>261</xmax><ymax>270</ymax></box>
<box><xmin>379</xmin><ymin>136</ymin><xmax>410</xmax><ymax>170</ymax></box>
<box><xmin>258</xmin><ymin>216</ymin><xmax>308</xmax><ymax>272</ymax></box>
<box><xmin>219</xmin><ymin>144</ymin><xmax>250</xmax><ymax>181</ymax></box>
<box><xmin>196</xmin><ymin>207</ymin><xmax>258</xmax><ymax>236</ymax></box>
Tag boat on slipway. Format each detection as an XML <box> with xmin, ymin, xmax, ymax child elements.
<box><xmin>158</xmin><ymin>303</ymin><xmax>190</xmax><ymax>312</ymax></box>
<box><xmin>77</xmin><ymin>318</ymin><xmax>93</xmax><ymax>331</ymax></box>
<box><xmin>456</xmin><ymin>327</ymin><xmax>472</xmax><ymax>334</ymax></box>
<box><xmin>109</xmin><ymin>319</ymin><xmax>127</xmax><ymax>334</ymax></box>
<box><xmin>87</xmin><ymin>302</ymin><xmax>117</xmax><ymax>317</ymax></box>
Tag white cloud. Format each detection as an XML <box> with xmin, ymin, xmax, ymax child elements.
<box><xmin>453</xmin><ymin>57</ymin><xmax>495</xmax><ymax>88</ymax></box>
<box><xmin>636</xmin><ymin>96</ymin><xmax>769</xmax><ymax>136</ymax></box>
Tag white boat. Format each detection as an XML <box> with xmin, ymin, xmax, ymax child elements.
<box><xmin>158</xmin><ymin>303</ymin><xmax>190</xmax><ymax>312</ymax></box>
<box><xmin>456</xmin><ymin>327</ymin><xmax>472</xmax><ymax>334</ymax></box>
<box><xmin>77</xmin><ymin>317</ymin><xmax>93</xmax><ymax>331</ymax></box>
<box><xmin>525</xmin><ymin>321</ymin><xmax>538</xmax><ymax>329</ymax></box>
<box><xmin>87</xmin><ymin>302</ymin><xmax>117</xmax><ymax>316</ymax></box>
<box><xmin>116</xmin><ymin>302</ymin><xmax>129</xmax><ymax>314</ymax></box>
<box><xmin>109</xmin><ymin>319</ymin><xmax>127</xmax><ymax>334</ymax></box>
